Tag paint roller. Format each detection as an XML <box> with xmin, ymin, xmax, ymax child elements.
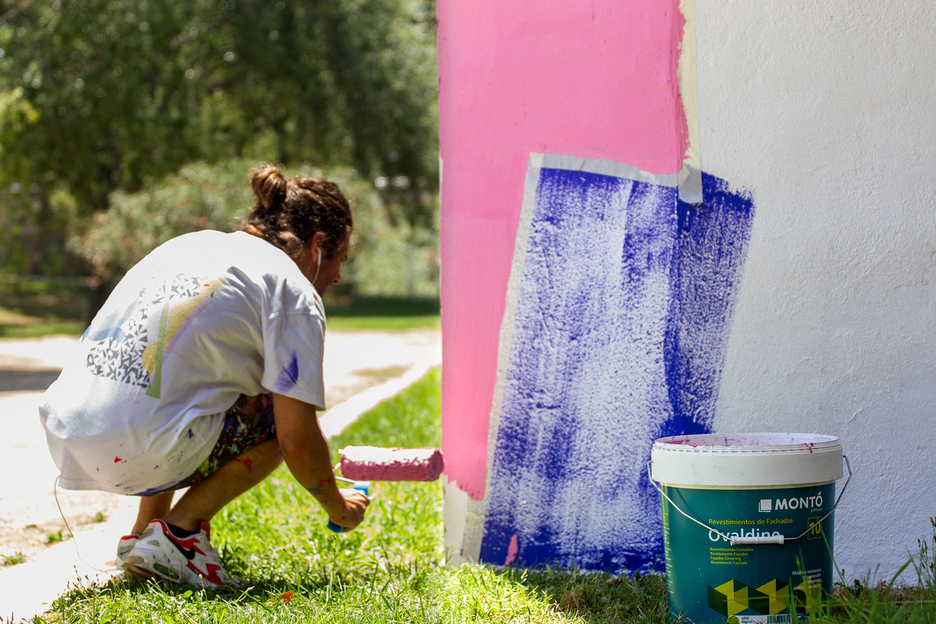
<box><xmin>327</xmin><ymin>446</ymin><xmax>444</xmax><ymax>532</ymax></box>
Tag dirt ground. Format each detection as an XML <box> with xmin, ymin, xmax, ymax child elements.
<box><xmin>0</xmin><ymin>330</ymin><xmax>441</xmax><ymax>564</ymax></box>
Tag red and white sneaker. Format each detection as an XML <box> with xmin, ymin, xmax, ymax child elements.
<box><xmin>115</xmin><ymin>534</ymin><xmax>139</xmax><ymax>569</ymax></box>
<box><xmin>125</xmin><ymin>519</ymin><xmax>243</xmax><ymax>589</ymax></box>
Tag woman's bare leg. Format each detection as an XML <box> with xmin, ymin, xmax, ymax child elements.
<box><xmin>130</xmin><ymin>492</ymin><xmax>174</xmax><ymax>535</ymax></box>
<box><xmin>162</xmin><ymin>439</ymin><xmax>283</xmax><ymax>532</ymax></box>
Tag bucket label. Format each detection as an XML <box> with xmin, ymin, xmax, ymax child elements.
<box><xmin>661</xmin><ymin>483</ymin><xmax>835</xmax><ymax>623</ymax></box>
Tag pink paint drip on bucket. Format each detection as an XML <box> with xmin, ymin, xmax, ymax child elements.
<box><xmin>650</xmin><ymin>433</ymin><xmax>850</xmax><ymax>623</ymax></box>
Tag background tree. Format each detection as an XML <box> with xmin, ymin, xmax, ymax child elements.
<box><xmin>0</xmin><ymin>0</ymin><xmax>439</xmax><ymax>283</ymax></box>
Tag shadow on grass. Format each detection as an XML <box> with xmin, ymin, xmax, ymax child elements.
<box><xmin>323</xmin><ymin>295</ymin><xmax>439</xmax><ymax>318</ymax></box>
<box><xmin>0</xmin><ymin>369</ymin><xmax>62</xmax><ymax>392</ymax></box>
<box><xmin>50</xmin><ymin>574</ymin><xmax>310</xmax><ymax>618</ymax></box>
<box><xmin>496</xmin><ymin>565</ymin><xmax>671</xmax><ymax>623</ymax></box>
<box><xmin>0</xmin><ymin>277</ymin><xmax>89</xmax><ymax>321</ymax></box>
<box><xmin>0</xmin><ymin>294</ymin><xmax>441</xmax><ymax>338</ymax></box>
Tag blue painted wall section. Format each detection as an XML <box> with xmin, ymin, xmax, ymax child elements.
<box><xmin>479</xmin><ymin>166</ymin><xmax>755</xmax><ymax>573</ymax></box>
<box><xmin>661</xmin><ymin>173</ymin><xmax>756</xmax><ymax>440</ymax></box>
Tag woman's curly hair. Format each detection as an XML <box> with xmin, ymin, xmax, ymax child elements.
<box><xmin>238</xmin><ymin>164</ymin><xmax>353</xmax><ymax>260</ymax></box>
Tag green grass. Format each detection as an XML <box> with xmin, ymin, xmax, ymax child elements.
<box><xmin>324</xmin><ymin>295</ymin><xmax>440</xmax><ymax>331</ymax></box>
<box><xmin>0</xmin><ymin>277</ymin><xmax>440</xmax><ymax>337</ymax></box>
<box><xmin>41</xmin><ymin>369</ymin><xmax>668</xmax><ymax>623</ymax></box>
<box><xmin>325</xmin><ymin>315</ymin><xmax>440</xmax><ymax>331</ymax></box>
<box><xmin>0</xmin><ymin>275</ymin><xmax>89</xmax><ymax>337</ymax></box>
<box><xmin>1</xmin><ymin>552</ymin><xmax>26</xmax><ymax>567</ymax></box>
<box><xmin>32</xmin><ymin>369</ymin><xmax>936</xmax><ymax>623</ymax></box>
<box><xmin>46</xmin><ymin>530</ymin><xmax>67</xmax><ymax>544</ymax></box>
<box><xmin>0</xmin><ymin>321</ymin><xmax>87</xmax><ymax>339</ymax></box>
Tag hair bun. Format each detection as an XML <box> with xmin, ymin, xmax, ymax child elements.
<box><xmin>250</xmin><ymin>164</ymin><xmax>288</xmax><ymax>212</ymax></box>
<box><xmin>239</xmin><ymin>163</ymin><xmax>352</xmax><ymax>263</ymax></box>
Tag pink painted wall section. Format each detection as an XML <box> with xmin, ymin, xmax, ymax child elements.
<box><xmin>439</xmin><ymin>0</ymin><xmax>690</xmax><ymax>500</ymax></box>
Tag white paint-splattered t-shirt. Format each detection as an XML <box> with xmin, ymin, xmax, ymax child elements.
<box><xmin>39</xmin><ymin>230</ymin><xmax>326</xmax><ymax>495</ymax></box>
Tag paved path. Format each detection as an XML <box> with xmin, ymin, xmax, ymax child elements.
<box><xmin>0</xmin><ymin>330</ymin><xmax>441</xmax><ymax>622</ymax></box>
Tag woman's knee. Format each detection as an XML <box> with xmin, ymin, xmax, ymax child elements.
<box><xmin>252</xmin><ymin>437</ymin><xmax>284</xmax><ymax>467</ymax></box>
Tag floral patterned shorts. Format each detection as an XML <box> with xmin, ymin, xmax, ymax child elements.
<box><xmin>146</xmin><ymin>394</ymin><xmax>277</xmax><ymax>495</ymax></box>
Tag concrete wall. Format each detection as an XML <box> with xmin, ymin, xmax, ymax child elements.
<box><xmin>438</xmin><ymin>0</ymin><xmax>935</xmax><ymax>581</ymax></box>
<box><xmin>698</xmin><ymin>1</ymin><xmax>936</xmax><ymax>581</ymax></box>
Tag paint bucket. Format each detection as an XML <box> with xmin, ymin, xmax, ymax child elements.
<box><xmin>650</xmin><ymin>433</ymin><xmax>850</xmax><ymax>623</ymax></box>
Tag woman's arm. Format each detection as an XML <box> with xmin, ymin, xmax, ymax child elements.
<box><xmin>272</xmin><ymin>393</ymin><xmax>369</xmax><ymax>530</ymax></box>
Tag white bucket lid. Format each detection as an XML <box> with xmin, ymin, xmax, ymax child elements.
<box><xmin>651</xmin><ymin>433</ymin><xmax>844</xmax><ymax>488</ymax></box>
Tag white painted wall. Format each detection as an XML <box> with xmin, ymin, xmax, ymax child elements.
<box><xmin>697</xmin><ymin>0</ymin><xmax>936</xmax><ymax>581</ymax></box>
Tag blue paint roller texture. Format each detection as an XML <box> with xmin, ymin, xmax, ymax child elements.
<box><xmin>480</xmin><ymin>166</ymin><xmax>754</xmax><ymax>574</ymax></box>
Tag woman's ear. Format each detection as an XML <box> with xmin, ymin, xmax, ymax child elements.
<box><xmin>310</xmin><ymin>231</ymin><xmax>327</xmax><ymax>259</ymax></box>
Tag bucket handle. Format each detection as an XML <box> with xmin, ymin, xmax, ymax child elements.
<box><xmin>647</xmin><ymin>454</ymin><xmax>852</xmax><ymax>546</ymax></box>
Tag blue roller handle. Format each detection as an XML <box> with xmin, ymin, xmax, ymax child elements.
<box><xmin>327</xmin><ymin>482</ymin><xmax>370</xmax><ymax>533</ymax></box>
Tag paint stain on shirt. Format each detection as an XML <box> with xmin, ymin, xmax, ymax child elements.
<box><xmin>274</xmin><ymin>352</ymin><xmax>300</xmax><ymax>393</ymax></box>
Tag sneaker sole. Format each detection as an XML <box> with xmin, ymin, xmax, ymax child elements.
<box><xmin>126</xmin><ymin>550</ymin><xmax>185</xmax><ymax>584</ymax></box>
<box><xmin>122</xmin><ymin>561</ymin><xmax>157</xmax><ymax>581</ymax></box>
<box><xmin>127</xmin><ymin>551</ymin><xmax>231</xmax><ymax>590</ymax></box>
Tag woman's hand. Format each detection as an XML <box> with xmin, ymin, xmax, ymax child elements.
<box><xmin>327</xmin><ymin>488</ymin><xmax>371</xmax><ymax>531</ymax></box>
<box><xmin>272</xmin><ymin>394</ymin><xmax>371</xmax><ymax>530</ymax></box>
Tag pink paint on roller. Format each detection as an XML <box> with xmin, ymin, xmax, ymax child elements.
<box><xmin>338</xmin><ymin>446</ymin><xmax>445</xmax><ymax>482</ymax></box>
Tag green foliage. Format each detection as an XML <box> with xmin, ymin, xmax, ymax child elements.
<box><xmin>65</xmin><ymin>159</ymin><xmax>440</xmax><ymax>299</ymax></box>
<box><xmin>0</xmin><ymin>0</ymin><xmax>437</xmax><ymax>201</ymax></box>
<box><xmin>2</xmin><ymin>0</ymin><xmax>219</xmax><ymax>206</ymax></box>
<box><xmin>0</xmin><ymin>87</ymin><xmax>39</xmax><ymax>149</ymax></box>
<box><xmin>0</xmin><ymin>0</ymin><xmax>439</xmax><ymax>276</ymax></box>
<box><xmin>351</xmin><ymin>205</ymin><xmax>440</xmax><ymax>298</ymax></box>
<box><xmin>67</xmin><ymin>159</ymin><xmax>255</xmax><ymax>280</ymax></box>
<box><xmin>0</xmin><ymin>180</ymin><xmax>82</xmax><ymax>275</ymax></box>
